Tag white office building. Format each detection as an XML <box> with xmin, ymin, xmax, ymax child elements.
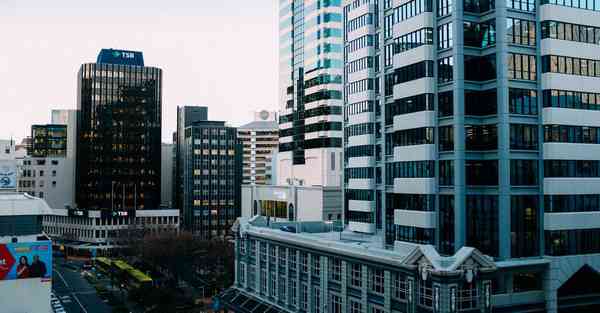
<box><xmin>238</xmin><ymin>111</ymin><xmax>279</xmax><ymax>185</ymax></box>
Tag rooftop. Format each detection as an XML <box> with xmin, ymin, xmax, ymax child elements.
<box><xmin>238</xmin><ymin>216</ymin><xmax>497</xmax><ymax>273</ymax></box>
<box><xmin>238</xmin><ymin>120</ymin><xmax>278</xmax><ymax>131</ymax></box>
<box><xmin>0</xmin><ymin>192</ymin><xmax>53</xmax><ymax>216</ymax></box>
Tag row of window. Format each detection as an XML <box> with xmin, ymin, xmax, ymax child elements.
<box><xmin>507</xmin><ymin>0</ymin><xmax>535</xmax><ymax>11</ymax></box>
<box><xmin>304</xmin><ymin>90</ymin><xmax>342</xmax><ymax>104</ymax></box>
<box><xmin>345</xmin><ymin>167</ymin><xmax>374</xmax><ymax>179</ymax></box>
<box><xmin>386</xmin><ymin>161</ymin><xmax>435</xmax><ymax>180</ymax></box>
<box><xmin>542</xmin><ymin>55</ymin><xmax>600</xmax><ymax>78</ymax></box>
<box><xmin>387</xmin><ymin>93</ymin><xmax>434</xmax><ymax>121</ymax></box>
<box><xmin>544</xmin><ymin>125</ymin><xmax>600</xmax><ymax>144</ymax></box>
<box><xmin>543</xmin><ymin>89</ymin><xmax>600</xmax><ymax>111</ymax></box>
<box><xmin>438</xmin><ymin>0</ymin><xmax>453</xmax><ymax>16</ymax></box>
<box><xmin>544</xmin><ymin>160</ymin><xmax>600</xmax><ymax>177</ymax></box>
<box><xmin>541</xmin><ymin>0</ymin><xmax>600</xmax><ymax>11</ymax></box>
<box><xmin>346</xmin><ymin>13</ymin><xmax>373</xmax><ymax>33</ymax></box>
<box><xmin>541</xmin><ymin>20</ymin><xmax>600</xmax><ymax>45</ymax></box>
<box><xmin>510</xmin><ymin>159</ymin><xmax>538</xmax><ymax>185</ymax></box>
<box><xmin>393</xmin><ymin>27</ymin><xmax>433</xmax><ymax>54</ymax></box>
<box><xmin>304</xmin><ymin>74</ymin><xmax>342</xmax><ymax>89</ymax></box>
<box><xmin>346</xmin><ymin>189</ymin><xmax>374</xmax><ymax>201</ymax></box>
<box><xmin>345</xmin><ymin>145</ymin><xmax>375</xmax><ymax>159</ymax></box>
<box><xmin>392</xmin><ymin>0</ymin><xmax>432</xmax><ymax>24</ymax></box>
<box><xmin>546</xmin><ymin>229</ymin><xmax>600</xmax><ymax>256</ymax></box>
<box><xmin>511</xmin><ymin>124</ymin><xmax>538</xmax><ymax>150</ymax></box>
<box><xmin>346</xmin><ymin>56</ymin><xmax>373</xmax><ymax>75</ymax></box>
<box><xmin>345</xmin><ymin>122</ymin><xmax>376</xmax><ymax>137</ymax></box>
<box><xmin>386</xmin><ymin>193</ymin><xmax>435</xmax><ymax>211</ymax></box>
<box><xmin>345</xmin><ymin>100</ymin><xmax>374</xmax><ymax>118</ymax></box>
<box><xmin>465</xmin><ymin>0</ymin><xmax>495</xmax><ymax>12</ymax></box>
<box><xmin>393</xmin><ymin>127</ymin><xmax>434</xmax><ymax>147</ymax></box>
<box><xmin>394</xmin><ymin>60</ymin><xmax>435</xmax><ymax>85</ymax></box>
<box><xmin>510</xmin><ymin>88</ymin><xmax>538</xmax><ymax>115</ymax></box>
<box><xmin>346</xmin><ymin>78</ymin><xmax>375</xmax><ymax>95</ymax></box>
<box><xmin>345</xmin><ymin>35</ymin><xmax>374</xmax><ymax>54</ymax></box>
<box><xmin>545</xmin><ymin>194</ymin><xmax>600</xmax><ymax>212</ymax></box>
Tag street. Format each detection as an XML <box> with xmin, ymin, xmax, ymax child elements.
<box><xmin>53</xmin><ymin>258</ymin><xmax>112</xmax><ymax>313</ymax></box>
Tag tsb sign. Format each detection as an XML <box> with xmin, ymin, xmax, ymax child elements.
<box><xmin>111</xmin><ymin>50</ymin><xmax>135</xmax><ymax>59</ymax></box>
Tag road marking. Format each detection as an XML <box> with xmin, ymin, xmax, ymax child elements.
<box><xmin>72</xmin><ymin>293</ymin><xmax>89</xmax><ymax>313</ymax></box>
<box><xmin>54</xmin><ymin>269</ymin><xmax>69</xmax><ymax>289</ymax></box>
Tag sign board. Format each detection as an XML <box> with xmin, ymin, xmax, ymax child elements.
<box><xmin>100</xmin><ymin>210</ymin><xmax>135</xmax><ymax>219</ymax></box>
<box><xmin>0</xmin><ymin>241</ymin><xmax>52</xmax><ymax>281</ymax></box>
<box><xmin>68</xmin><ymin>209</ymin><xmax>89</xmax><ymax>218</ymax></box>
<box><xmin>0</xmin><ymin>160</ymin><xmax>17</xmax><ymax>190</ymax></box>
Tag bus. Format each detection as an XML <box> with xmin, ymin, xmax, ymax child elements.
<box><xmin>94</xmin><ymin>257</ymin><xmax>112</xmax><ymax>274</ymax></box>
<box><xmin>111</xmin><ymin>260</ymin><xmax>153</xmax><ymax>290</ymax></box>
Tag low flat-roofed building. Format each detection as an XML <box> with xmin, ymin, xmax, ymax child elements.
<box><xmin>0</xmin><ymin>192</ymin><xmax>53</xmax><ymax>313</ymax></box>
<box><xmin>242</xmin><ymin>184</ymin><xmax>342</xmax><ymax>223</ymax></box>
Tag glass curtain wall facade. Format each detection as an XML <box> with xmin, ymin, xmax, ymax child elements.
<box><xmin>76</xmin><ymin>50</ymin><xmax>162</xmax><ymax>212</ymax></box>
<box><xmin>278</xmin><ymin>0</ymin><xmax>344</xmax><ymax>187</ymax></box>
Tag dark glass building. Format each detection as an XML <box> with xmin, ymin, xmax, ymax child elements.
<box><xmin>180</xmin><ymin>120</ymin><xmax>242</xmax><ymax>239</ymax></box>
<box><xmin>174</xmin><ymin>106</ymin><xmax>208</xmax><ymax>212</ymax></box>
<box><xmin>76</xmin><ymin>49</ymin><xmax>162</xmax><ymax>211</ymax></box>
<box><xmin>30</xmin><ymin>124</ymin><xmax>67</xmax><ymax>157</ymax></box>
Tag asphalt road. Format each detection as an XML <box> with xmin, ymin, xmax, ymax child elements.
<box><xmin>52</xmin><ymin>258</ymin><xmax>112</xmax><ymax>313</ymax></box>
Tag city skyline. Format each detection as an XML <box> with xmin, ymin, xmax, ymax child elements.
<box><xmin>0</xmin><ymin>0</ymin><xmax>279</xmax><ymax>143</ymax></box>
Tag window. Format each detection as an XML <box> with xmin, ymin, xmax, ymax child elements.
<box><xmin>465</xmin><ymin>89</ymin><xmax>497</xmax><ymax>115</ymax></box>
<box><xmin>466</xmin><ymin>160</ymin><xmax>498</xmax><ymax>185</ymax></box>
<box><xmin>439</xmin><ymin>126</ymin><xmax>454</xmax><ymax>151</ymax></box>
<box><xmin>464</xmin><ymin>54</ymin><xmax>497</xmax><ymax>81</ymax></box>
<box><xmin>438</xmin><ymin>57</ymin><xmax>454</xmax><ymax>83</ymax></box>
<box><xmin>312</xmin><ymin>255</ymin><xmax>321</xmax><ymax>276</ymax></box>
<box><xmin>507</xmin><ymin>0</ymin><xmax>535</xmax><ymax>11</ymax></box>
<box><xmin>329</xmin><ymin>257</ymin><xmax>341</xmax><ymax>281</ymax></box>
<box><xmin>507</xmin><ymin>18</ymin><xmax>536</xmax><ymax>46</ymax></box>
<box><xmin>464</xmin><ymin>20</ymin><xmax>497</xmax><ymax>48</ymax></box>
<box><xmin>387</xmin><ymin>94</ymin><xmax>434</xmax><ymax>122</ymax></box>
<box><xmin>510</xmin><ymin>124</ymin><xmax>538</xmax><ymax>150</ymax></box>
<box><xmin>386</xmin><ymin>161</ymin><xmax>435</xmax><ymax>180</ymax></box>
<box><xmin>510</xmin><ymin>88</ymin><xmax>538</xmax><ymax>115</ymax></box>
<box><xmin>465</xmin><ymin>0</ymin><xmax>495</xmax><ymax>13</ymax></box>
<box><xmin>345</xmin><ymin>167</ymin><xmax>374</xmax><ymax>179</ymax></box>
<box><xmin>439</xmin><ymin>160</ymin><xmax>454</xmax><ymax>186</ymax></box>
<box><xmin>349</xmin><ymin>300</ymin><xmax>363</xmax><ymax>313</ymax></box>
<box><xmin>510</xmin><ymin>159</ymin><xmax>538</xmax><ymax>185</ymax></box>
<box><xmin>465</xmin><ymin>124</ymin><xmax>498</xmax><ymax>150</ymax></box>
<box><xmin>508</xmin><ymin>53</ymin><xmax>537</xmax><ymax>80</ymax></box>
<box><xmin>438</xmin><ymin>91</ymin><xmax>453</xmax><ymax>117</ymax></box>
<box><xmin>438</xmin><ymin>0</ymin><xmax>453</xmax><ymax>16</ymax></box>
<box><xmin>347</xmin><ymin>13</ymin><xmax>373</xmax><ymax>33</ymax></box>
<box><xmin>346</xmin><ymin>189</ymin><xmax>374</xmax><ymax>201</ymax></box>
<box><xmin>541</xmin><ymin>0</ymin><xmax>600</xmax><ymax>10</ymax></box>
<box><xmin>391</xmin><ymin>272</ymin><xmax>408</xmax><ymax>300</ymax></box>
<box><xmin>466</xmin><ymin>195</ymin><xmax>499</xmax><ymax>257</ymax></box>
<box><xmin>439</xmin><ymin>195</ymin><xmax>455</xmax><ymax>254</ymax></box>
<box><xmin>513</xmin><ymin>272</ymin><xmax>542</xmax><ymax>291</ymax></box>
<box><xmin>346</xmin><ymin>57</ymin><xmax>373</xmax><ymax>74</ymax></box>
<box><xmin>300</xmin><ymin>283</ymin><xmax>308</xmax><ymax>310</ymax></box>
<box><xmin>300</xmin><ymin>252</ymin><xmax>308</xmax><ymax>273</ymax></box>
<box><xmin>345</xmin><ymin>35</ymin><xmax>374</xmax><ymax>54</ymax></box>
<box><xmin>349</xmin><ymin>263</ymin><xmax>362</xmax><ymax>287</ymax></box>
<box><xmin>369</xmin><ymin>268</ymin><xmax>385</xmax><ymax>294</ymax></box>
<box><xmin>458</xmin><ymin>283</ymin><xmax>478</xmax><ymax>310</ymax></box>
<box><xmin>438</xmin><ymin>23</ymin><xmax>453</xmax><ymax>49</ymax></box>
<box><xmin>419</xmin><ymin>279</ymin><xmax>433</xmax><ymax>307</ymax></box>
<box><xmin>330</xmin><ymin>294</ymin><xmax>342</xmax><ymax>313</ymax></box>
<box><xmin>313</xmin><ymin>286</ymin><xmax>321</xmax><ymax>313</ymax></box>
<box><xmin>511</xmin><ymin>196</ymin><xmax>540</xmax><ymax>257</ymax></box>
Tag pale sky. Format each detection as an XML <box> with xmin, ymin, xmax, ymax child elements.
<box><xmin>0</xmin><ymin>0</ymin><xmax>279</xmax><ymax>143</ymax></box>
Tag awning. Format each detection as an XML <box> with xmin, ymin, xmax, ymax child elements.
<box><xmin>217</xmin><ymin>287</ymin><xmax>290</xmax><ymax>313</ymax></box>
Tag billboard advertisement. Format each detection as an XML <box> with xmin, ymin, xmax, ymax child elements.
<box><xmin>0</xmin><ymin>241</ymin><xmax>52</xmax><ymax>281</ymax></box>
<box><xmin>0</xmin><ymin>160</ymin><xmax>17</xmax><ymax>190</ymax></box>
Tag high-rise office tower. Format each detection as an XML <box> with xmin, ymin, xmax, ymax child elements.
<box><xmin>179</xmin><ymin>120</ymin><xmax>242</xmax><ymax>239</ymax></box>
<box><xmin>238</xmin><ymin>111</ymin><xmax>279</xmax><ymax>185</ymax></box>
<box><xmin>221</xmin><ymin>0</ymin><xmax>600</xmax><ymax>312</ymax></box>
<box><xmin>277</xmin><ymin>0</ymin><xmax>344</xmax><ymax>187</ymax></box>
<box><xmin>76</xmin><ymin>49</ymin><xmax>162</xmax><ymax>211</ymax></box>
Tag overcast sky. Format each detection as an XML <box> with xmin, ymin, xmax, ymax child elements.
<box><xmin>0</xmin><ymin>0</ymin><xmax>278</xmax><ymax>143</ymax></box>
